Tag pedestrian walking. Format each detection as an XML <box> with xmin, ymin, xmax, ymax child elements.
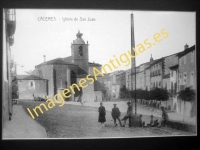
<box><xmin>98</xmin><ymin>102</ymin><xmax>106</xmax><ymax>127</ymax></box>
<box><xmin>121</xmin><ymin>102</ymin><xmax>133</xmax><ymax>127</ymax></box>
<box><xmin>111</xmin><ymin>104</ymin><xmax>123</xmax><ymax>127</ymax></box>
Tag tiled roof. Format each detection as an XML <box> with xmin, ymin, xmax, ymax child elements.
<box><xmin>62</xmin><ymin>56</ymin><xmax>72</xmax><ymax>63</ymax></box>
<box><xmin>36</xmin><ymin>57</ymin><xmax>76</xmax><ymax>67</ymax></box>
<box><xmin>17</xmin><ymin>75</ymin><xmax>45</xmax><ymax>80</ymax></box>
<box><xmin>176</xmin><ymin>45</ymin><xmax>195</xmax><ymax>57</ymax></box>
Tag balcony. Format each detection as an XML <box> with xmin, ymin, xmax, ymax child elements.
<box><xmin>5</xmin><ymin>9</ymin><xmax>16</xmax><ymax>37</ymax></box>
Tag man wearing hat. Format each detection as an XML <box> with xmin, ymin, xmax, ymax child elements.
<box><xmin>111</xmin><ymin>104</ymin><xmax>123</xmax><ymax>127</ymax></box>
<box><xmin>121</xmin><ymin>101</ymin><xmax>133</xmax><ymax>127</ymax></box>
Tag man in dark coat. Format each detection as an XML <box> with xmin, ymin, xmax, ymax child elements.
<box><xmin>121</xmin><ymin>102</ymin><xmax>133</xmax><ymax>127</ymax></box>
<box><xmin>98</xmin><ymin>102</ymin><xmax>106</xmax><ymax>127</ymax></box>
<box><xmin>111</xmin><ymin>104</ymin><xmax>123</xmax><ymax>127</ymax></box>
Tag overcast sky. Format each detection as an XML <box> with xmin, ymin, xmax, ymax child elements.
<box><xmin>11</xmin><ymin>9</ymin><xmax>195</xmax><ymax>75</ymax></box>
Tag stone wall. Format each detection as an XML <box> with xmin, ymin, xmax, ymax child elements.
<box><xmin>18</xmin><ymin>80</ymin><xmax>47</xmax><ymax>99</ymax></box>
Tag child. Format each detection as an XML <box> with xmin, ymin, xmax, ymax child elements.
<box><xmin>147</xmin><ymin>115</ymin><xmax>159</xmax><ymax>127</ymax></box>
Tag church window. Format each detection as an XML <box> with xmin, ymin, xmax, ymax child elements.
<box><xmin>29</xmin><ymin>80</ymin><xmax>35</xmax><ymax>89</ymax></box>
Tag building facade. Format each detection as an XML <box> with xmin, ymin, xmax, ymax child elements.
<box><xmin>2</xmin><ymin>9</ymin><xmax>16</xmax><ymax>126</ymax></box>
<box><xmin>19</xmin><ymin>31</ymin><xmax>103</xmax><ymax>102</ymax></box>
<box><xmin>17</xmin><ymin>75</ymin><xmax>48</xmax><ymax>99</ymax></box>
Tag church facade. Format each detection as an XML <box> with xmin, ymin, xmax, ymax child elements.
<box><xmin>29</xmin><ymin>31</ymin><xmax>103</xmax><ymax>102</ymax></box>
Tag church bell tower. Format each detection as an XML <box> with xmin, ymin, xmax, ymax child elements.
<box><xmin>71</xmin><ymin>31</ymin><xmax>89</xmax><ymax>73</ymax></box>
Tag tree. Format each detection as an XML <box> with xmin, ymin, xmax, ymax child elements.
<box><xmin>119</xmin><ymin>85</ymin><xmax>129</xmax><ymax>99</ymax></box>
<box><xmin>178</xmin><ymin>87</ymin><xmax>196</xmax><ymax>118</ymax></box>
<box><xmin>178</xmin><ymin>87</ymin><xmax>195</xmax><ymax>102</ymax></box>
<box><xmin>152</xmin><ymin>88</ymin><xmax>169</xmax><ymax>101</ymax></box>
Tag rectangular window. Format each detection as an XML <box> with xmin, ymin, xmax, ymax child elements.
<box><xmin>183</xmin><ymin>72</ymin><xmax>187</xmax><ymax>85</ymax></box>
<box><xmin>171</xmin><ymin>82</ymin><xmax>173</xmax><ymax>93</ymax></box>
<box><xmin>171</xmin><ymin>70</ymin><xmax>173</xmax><ymax>77</ymax></box>
<box><xmin>184</xmin><ymin>55</ymin><xmax>186</xmax><ymax>64</ymax></box>
<box><xmin>179</xmin><ymin>74</ymin><xmax>182</xmax><ymax>85</ymax></box>
<box><xmin>174</xmin><ymin>83</ymin><xmax>177</xmax><ymax>93</ymax></box>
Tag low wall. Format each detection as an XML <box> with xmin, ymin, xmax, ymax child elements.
<box><xmin>129</xmin><ymin>114</ymin><xmax>196</xmax><ymax>133</ymax></box>
<box><xmin>167</xmin><ymin>120</ymin><xmax>196</xmax><ymax>133</ymax></box>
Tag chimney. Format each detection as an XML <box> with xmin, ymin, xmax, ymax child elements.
<box><xmin>184</xmin><ymin>44</ymin><xmax>189</xmax><ymax>50</ymax></box>
<box><xmin>43</xmin><ymin>55</ymin><xmax>46</xmax><ymax>62</ymax></box>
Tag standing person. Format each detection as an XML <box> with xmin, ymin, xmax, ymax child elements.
<box><xmin>138</xmin><ymin>115</ymin><xmax>145</xmax><ymax>127</ymax></box>
<box><xmin>111</xmin><ymin>104</ymin><xmax>123</xmax><ymax>127</ymax></box>
<box><xmin>98</xmin><ymin>102</ymin><xmax>106</xmax><ymax>127</ymax></box>
<box><xmin>158</xmin><ymin>106</ymin><xmax>169</xmax><ymax>127</ymax></box>
<box><xmin>121</xmin><ymin>102</ymin><xmax>133</xmax><ymax>127</ymax></box>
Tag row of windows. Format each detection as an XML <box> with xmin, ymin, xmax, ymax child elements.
<box><xmin>153</xmin><ymin>63</ymin><xmax>161</xmax><ymax>68</ymax></box>
<box><xmin>179</xmin><ymin>72</ymin><xmax>194</xmax><ymax>86</ymax></box>
<box><xmin>151</xmin><ymin>81</ymin><xmax>161</xmax><ymax>87</ymax></box>
<box><xmin>150</xmin><ymin>70</ymin><xmax>161</xmax><ymax>77</ymax></box>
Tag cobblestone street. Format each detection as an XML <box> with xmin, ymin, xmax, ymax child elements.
<box><xmin>19</xmin><ymin>101</ymin><xmax>194</xmax><ymax>138</ymax></box>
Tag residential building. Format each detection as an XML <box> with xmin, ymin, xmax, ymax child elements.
<box><xmin>2</xmin><ymin>9</ymin><xmax>16</xmax><ymax>126</ymax></box>
<box><xmin>177</xmin><ymin>44</ymin><xmax>196</xmax><ymax>91</ymax></box>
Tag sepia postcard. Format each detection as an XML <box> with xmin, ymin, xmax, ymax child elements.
<box><xmin>2</xmin><ymin>9</ymin><xmax>197</xmax><ymax>139</ymax></box>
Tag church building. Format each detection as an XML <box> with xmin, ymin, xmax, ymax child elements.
<box><xmin>22</xmin><ymin>31</ymin><xmax>103</xmax><ymax>102</ymax></box>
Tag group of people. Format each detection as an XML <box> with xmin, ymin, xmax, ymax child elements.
<box><xmin>98</xmin><ymin>102</ymin><xmax>169</xmax><ymax>128</ymax></box>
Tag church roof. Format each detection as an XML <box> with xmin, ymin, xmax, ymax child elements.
<box><xmin>62</xmin><ymin>56</ymin><xmax>72</xmax><ymax>63</ymax></box>
<box><xmin>17</xmin><ymin>74</ymin><xmax>46</xmax><ymax>80</ymax></box>
<box><xmin>36</xmin><ymin>58</ymin><xmax>76</xmax><ymax>67</ymax></box>
<box><xmin>77</xmin><ymin>67</ymin><xmax>88</xmax><ymax>76</ymax></box>
<box><xmin>74</xmin><ymin>31</ymin><xmax>85</xmax><ymax>44</ymax></box>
